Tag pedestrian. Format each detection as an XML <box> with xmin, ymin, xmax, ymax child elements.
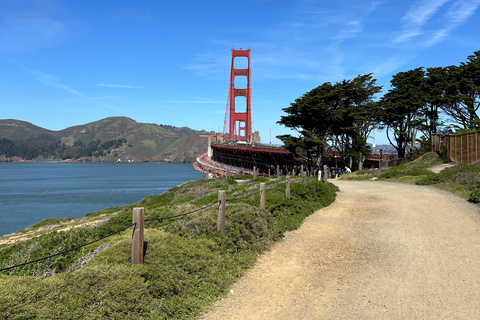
<box><xmin>345</xmin><ymin>166</ymin><xmax>351</xmax><ymax>173</ymax></box>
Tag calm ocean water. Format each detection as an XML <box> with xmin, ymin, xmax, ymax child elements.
<box><xmin>0</xmin><ymin>162</ymin><xmax>201</xmax><ymax>237</ymax></box>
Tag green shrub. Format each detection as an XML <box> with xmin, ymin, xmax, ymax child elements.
<box><xmin>27</xmin><ymin>217</ymin><xmax>73</xmax><ymax>230</ymax></box>
<box><xmin>416</xmin><ymin>164</ymin><xmax>480</xmax><ymax>188</ymax></box>
<box><xmin>0</xmin><ymin>177</ymin><xmax>338</xmax><ymax>319</ymax></box>
<box><xmin>438</xmin><ymin>147</ymin><xmax>450</xmax><ymax>163</ymax></box>
<box><xmin>469</xmin><ymin>188</ymin><xmax>480</xmax><ymax>203</ymax></box>
<box><xmin>378</xmin><ymin>165</ymin><xmax>407</xmax><ymax>179</ymax></box>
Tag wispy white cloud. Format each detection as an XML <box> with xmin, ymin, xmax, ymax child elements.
<box><xmin>394</xmin><ymin>0</ymin><xmax>480</xmax><ymax>46</ymax></box>
<box><xmin>322</xmin><ymin>3</ymin><xmax>380</xmax><ymax>81</ymax></box>
<box><xmin>97</xmin><ymin>84</ymin><xmax>143</xmax><ymax>89</ymax></box>
<box><xmin>447</xmin><ymin>0</ymin><xmax>480</xmax><ymax>22</ymax></box>
<box><xmin>185</xmin><ymin>1</ymin><xmax>383</xmax><ymax>83</ymax></box>
<box><xmin>183</xmin><ymin>52</ymin><xmax>230</xmax><ymax>78</ymax></box>
<box><xmin>395</xmin><ymin>0</ymin><xmax>450</xmax><ymax>43</ymax></box>
<box><xmin>103</xmin><ymin>104</ymin><xmax>121</xmax><ymax>112</ymax></box>
<box><xmin>20</xmin><ymin>65</ymin><xmax>122</xmax><ymax>112</ymax></box>
<box><xmin>423</xmin><ymin>28</ymin><xmax>450</xmax><ymax>46</ymax></box>
<box><xmin>425</xmin><ymin>0</ymin><xmax>480</xmax><ymax>46</ymax></box>
<box><xmin>369</xmin><ymin>56</ymin><xmax>408</xmax><ymax>78</ymax></box>
<box><xmin>0</xmin><ymin>1</ymin><xmax>66</xmax><ymax>54</ymax></box>
<box><xmin>331</xmin><ymin>20</ymin><xmax>364</xmax><ymax>41</ymax></box>
<box><xmin>28</xmin><ymin>69</ymin><xmax>84</xmax><ymax>96</ymax></box>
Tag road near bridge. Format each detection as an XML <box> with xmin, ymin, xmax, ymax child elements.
<box><xmin>201</xmin><ymin>180</ymin><xmax>480</xmax><ymax>320</ymax></box>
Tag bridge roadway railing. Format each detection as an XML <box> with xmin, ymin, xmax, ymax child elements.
<box><xmin>195</xmin><ymin>154</ymin><xmax>254</xmax><ymax>177</ymax></box>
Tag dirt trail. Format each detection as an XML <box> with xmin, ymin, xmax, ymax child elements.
<box><xmin>201</xmin><ymin>181</ymin><xmax>480</xmax><ymax>320</ymax></box>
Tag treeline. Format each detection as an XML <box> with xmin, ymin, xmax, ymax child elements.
<box><xmin>0</xmin><ymin>135</ymin><xmax>127</xmax><ymax>160</ymax></box>
<box><xmin>278</xmin><ymin>50</ymin><xmax>480</xmax><ymax>171</ymax></box>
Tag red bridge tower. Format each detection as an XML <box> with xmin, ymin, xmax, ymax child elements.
<box><xmin>224</xmin><ymin>47</ymin><xmax>252</xmax><ymax>141</ymax></box>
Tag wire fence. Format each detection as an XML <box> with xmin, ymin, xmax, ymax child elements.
<box><xmin>0</xmin><ymin>223</ymin><xmax>135</xmax><ymax>272</ymax></box>
<box><xmin>0</xmin><ymin>177</ymin><xmax>310</xmax><ymax>273</ymax></box>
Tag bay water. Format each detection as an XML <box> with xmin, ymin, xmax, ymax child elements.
<box><xmin>0</xmin><ymin>162</ymin><xmax>201</xmax><ymax>237</ymax></box>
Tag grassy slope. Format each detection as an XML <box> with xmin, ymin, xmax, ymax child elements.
<box><xmin>339</xmin><ymin>152</ymin><xmax>480</xmax><ymax>203</ymax></box>
<box><xmin>0</xmin><ymin>119</ymin><xmax>54</xmax><ymax>141</ymax></box>
<box><xmin>0</xmin><ymin>176</ymin><xmax>337</xmax><ymax>319</ymax></box>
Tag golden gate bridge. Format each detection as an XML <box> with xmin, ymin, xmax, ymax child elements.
<box><xmin>193</xmin><ymin>48</ymin><xmax>388</xmax><ymax>177</ymax></box>
<box><xmin>193</xmin><ymin>47</ymin><xmax>301</xmax><ymax>177</ymax></box>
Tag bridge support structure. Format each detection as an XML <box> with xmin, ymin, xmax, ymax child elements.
<box><xmin>224</xmin><ymin>47</ymin><xmax>252</xmax><ymax>142</ymax></box>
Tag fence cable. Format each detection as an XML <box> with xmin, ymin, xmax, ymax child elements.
<box><xmin>0</xmin><ymin>223</ymin><xmax>135</xmax><ymax>273</ymax></box>
<box><xmin>225</xmin><ymin>181</ymin><xmax>291</xmax><ymax>202</ymax></box>
<box><xmin>1</xmin><ymin>180</ymin><xmax>296</xmax><ymax>273</ymax></box>
<box><xmin>225</xmin><ymin>191</ymin><xmax>257</xmax><ymax>202</ymax></box>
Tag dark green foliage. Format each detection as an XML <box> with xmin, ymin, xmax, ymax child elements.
<box><xmin>0</xmin><ymin>134</ymin><xmax>65</xmax><ymax>159</ymax></box>
<box><xmin>469</xmin><ymin>186</ymin><xmax>480</xmax><ymax>203</ymax></box>
<box><xmin>379</xmin><ymin>68</ymin><xmax>426</xmax><ymax>158</ymax></box>
<box><xmin>0</xmin><ymin>136</ymin><xmax>127</xmax><ymax>160</ymax></box>
<box><xmin>441</xmin><ymin>51</ymin><xmax>480</xmax><ymax>130</ymax></box>
<box><xmin>438</xmin><ymin>146</ymin><xmax>450</xmax><ymax>163</ymax></box>
<box><xmin>277</xmin><ymin>73</ymin><xmax>381</xmax><ymax>172</ymax></box>
<box><xmin>60</xmin><ymin>138</ymin><xmax>127</xmax><ymax>159</ymax></box>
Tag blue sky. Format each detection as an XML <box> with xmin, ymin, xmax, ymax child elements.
<box><xmin>1</xmin><ymin>0</ymin><xmax>479</xmax><ymax>145</ymax></box>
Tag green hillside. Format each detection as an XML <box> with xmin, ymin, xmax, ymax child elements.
<box><xmin>0</xmin><ymin>117</ymin><xmax>208</xmax><ymax>163</ymax></box>
<box><xmin>0</xmin><ymin>176</ymin><xmax>338</xmax><ymax>319</ymax></box>
<box><xmin>0</xmin><ymin>119</ymin><xmax>55</xmax><ymax>140</ymax></box>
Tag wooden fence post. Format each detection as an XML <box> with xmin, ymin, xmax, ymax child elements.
<box><xmin>260</xmin><ymin>183</ymin><xmax>265</xmax><ymax>209</ymax></box>
<box><xmin>323</xmin><ymin>165</ymin><xmax>328</xmax><ymax>182</ymax></box>
<box><xmin>277</xmin><ymin>165</ymin><xmax>281</xmax><ymax>177</ymax></box>
<box><xmin>467</xmin><ymin>133</ymin><xmax>470</xmax><ymax>164</ymax></box>
<box><xmin>217</xmin><ymin>191</ymin><xmax>226</xmax><ymax>233</ymax></box>
<box><xmin>226</xmin><ymin>168</ymin><xmax>230</xmax><ymax>178</ymax></box>
<box><xmin>132</xmin><ymin>207</ymin><xmax>144</xmax><ymax>265</ymax></box>
<box><xmin>268</xmin><ymin>168</ymin><xmax>271</xmax><ymax>178</ymax></box>
<box><xmin>253</xmin><ymin>166</ymin><xmax>257</xmax><ymax>178</ymax></box>
<box><xmin>302</xmin><ymin>171</ymin><xmax>307</xmax><ymax>185</ymax></box>
<box><xmin>461</xmin><ymin>134</ymin><xmax>463</xmax><ymax>164</ymax></box>
<box><xmin>286</xmin><ymin>175</ymin><xmax>291</xmax><ymax>199</ymax></box>
<box><xmin>318</xmin><ymin>170</ymin><xmax>322</xmax><ymax>181</ymax></box>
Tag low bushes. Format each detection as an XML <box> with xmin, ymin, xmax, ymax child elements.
<box><xmin>416</xmin><ymin>164</ymin><xmax>480</xmax><ymax>203</ymax></box>
<box><xmin>0</xmin><ymin>176</ymin><xmax>337</xmax><ymax>319</ymax></box>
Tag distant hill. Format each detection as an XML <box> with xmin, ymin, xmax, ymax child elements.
<box><xmin>0</xmin><ymin>117</ymin><xmax>208</xmax><ymax>163</ymax></box>
<box><xmin>0</xmin><ymin>119</ymin><xmax>55</xmax><ymax>140</ymax></box>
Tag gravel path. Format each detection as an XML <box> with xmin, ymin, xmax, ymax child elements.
<box><xmin>200</xmin><ymin>180</ymin><xmax>480</xmax><ymax>320</ymax></box>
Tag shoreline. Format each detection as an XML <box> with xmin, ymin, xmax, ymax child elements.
<box><xmin>0</xmin><ymin>159</ymin><xmax>194</xmax><ymax>164</ymax></box>
<box><xmin>0</xmin><ymin>162</ymin><xmax>201</xmax><ymax>238</ymax></box>
<box><xmin>0</xmin><ymin>175</ymin><xmax>198</xmax><ymax>243</ymax></box>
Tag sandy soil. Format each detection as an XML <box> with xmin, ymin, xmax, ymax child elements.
<box><xmin>201</xmin><ymin>180</ymin><xmax>480</xmax><ymax>319</ymax></box>
<box><xmin>427</xmin><ymin>163</ymin><xmax>456</xmax><ymax>173</ymax></box>
<box><xmin>0</xmin><ymin>216</ymin><xmax>109</xmax><ymax>245</ymax></box>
